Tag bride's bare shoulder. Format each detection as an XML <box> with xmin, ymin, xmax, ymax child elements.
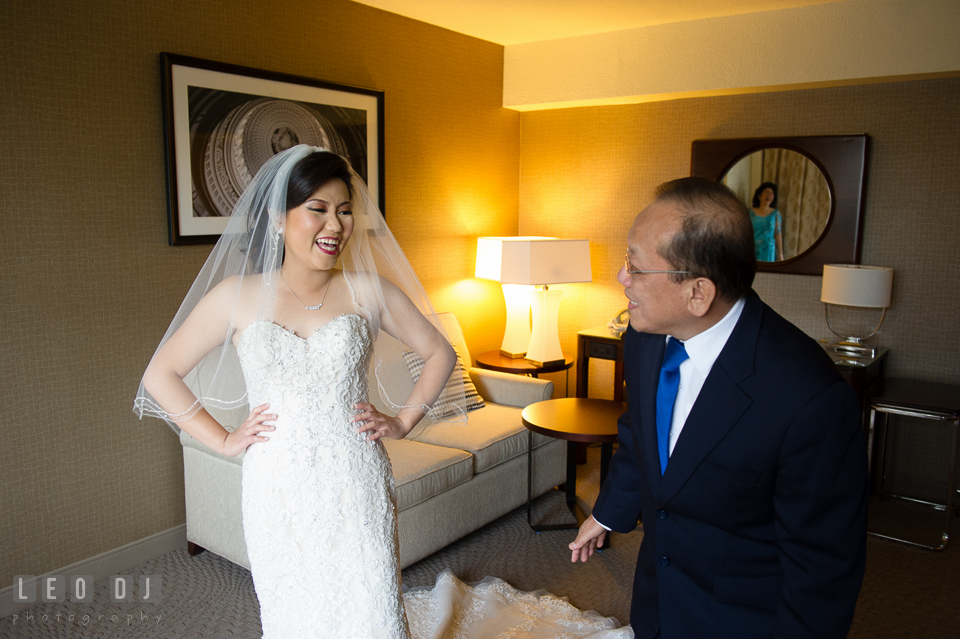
<box><xmin>347</xmin><ymin>272</ymin><xmax>402</xmax><ymax>295</ymax></box>
<box><xmin>198</xmin><ymin>274</ymin><xmax>266</xmax><ymax>324</ymax></box>
<box><xmin>204</xmin><ymin>274</ymin><xmax>261</xmax><ymax>300</ymax></box>
<box><xmin>342</xmin><ymin>271</ymin><xmax>406</xmax><ymax>308</ymax></box>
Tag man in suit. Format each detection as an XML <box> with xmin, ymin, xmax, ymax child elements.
<box><xmin>570</xmin><ymin>177</ymin><xmax>868</xmax><ymax>638</ymax></box>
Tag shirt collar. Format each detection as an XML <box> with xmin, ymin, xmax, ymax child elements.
<box><xmin>669</xmin><ymin>297</ymin><xmax>745</xmax><ymax>379</ymax></box>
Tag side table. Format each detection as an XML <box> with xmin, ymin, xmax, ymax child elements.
<box><xmin>821</xmin><ymin>345</ymin><xmax>888</xmax><ymax>456</ymax></box>
<box><xmin>475</xmin><ymin>350</ymin><xmax>574</xmax><ymax>397</ymax></box>
<box><xmin>822</xmin><ymin>344</ymin><xmax>888</xmax><ymax>407</ymax></box>
<box><xmin>867</xmin><ymin>378</ymin><xmax>960</xmax><ymax>550</ymax></box>
<box><xmin>521</xmin><ymin>398</ymin><xmax>623</xmax><ymax>549</ymax></box>
<box><xmin>576</xmin><ymin>326</ymin><xmax>625</xmax><ymax>401</ymax></box>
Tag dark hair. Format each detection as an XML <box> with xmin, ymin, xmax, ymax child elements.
<box><xmin>751</xmin><ymin>182</ymin><xmax>778</xmax><ymax>208</ymax></box>
<box><xmin>654</xmin><ymin>177</ymin><xmax>756</xmax><ymax>302</ymax></box>
<box><xmin>245</xmin><ymin>151</ymin><xmax>354</xmax><ymax>270</ymax></box>
<box><xmin>286</xmin><ymin>151</ymin><xmax>354</xmax><ymax>210</ymax></box>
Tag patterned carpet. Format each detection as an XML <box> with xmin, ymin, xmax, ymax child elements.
<box><xmin>3</xmin><ymin>446</ymin><xmax>958</xmax><ymax>638</ymax></box>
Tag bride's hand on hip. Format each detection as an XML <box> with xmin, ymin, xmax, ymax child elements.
<box><xmin>221</xmin><ymin>403</ymin><xmax>276</xmax><ymax>456</ymax></box>
<box><xmin>353</xmin><ymin>402</ymin><xmax>410</xmax><ymax>441</ymax></box>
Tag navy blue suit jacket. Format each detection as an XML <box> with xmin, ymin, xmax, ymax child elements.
<box><xmin>592</xmin><ymin>291</ymin><xmax>867</xmax><ymax>639</ymax></box>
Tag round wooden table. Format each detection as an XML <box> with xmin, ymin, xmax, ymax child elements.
<box><xmin>476</xmin><ymin>350</ymin><xmax>575</xmax><ymax>376</ymax></box>
<box><xmin>521</xmin><ymin>398</ymin><xmax>624</xmax><ymax>546</ymax></box>
<box><xmin>475</xmin><ymin>350</ymin><xmax>575</xmax><ymax>396</ymax></box>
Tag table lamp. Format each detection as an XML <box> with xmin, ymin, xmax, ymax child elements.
<box><xmin>820</xmin><ymin>264</ymin><xmax>894</xmax><ymax>358</ymax></box>
<box><xmin>476</xmin><ymin>237</ymin><xmax>534</xmax><ymax>358</ymax></box>
<box><xmin>475</xmin><ymin>237</ymin><xmax>592</xmax><ymax>365</ymax></box>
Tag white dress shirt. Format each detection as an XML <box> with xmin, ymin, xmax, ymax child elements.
<box><xmin>593</xmin><ymin>297</ymin><xmax>745</xmax><ymax>532</ymax></box>
<box><xmin>667</xmin><ymin>297</ymin><xmax>745</xmax><ymax>456</ymax></box>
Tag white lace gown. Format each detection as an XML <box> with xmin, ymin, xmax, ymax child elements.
<box><xmin>238</xmin><ymin>314</ymin><xmax>633</xmax><ymax>639</ymax></box>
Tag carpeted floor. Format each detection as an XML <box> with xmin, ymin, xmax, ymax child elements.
<box><xmin>3</xmin><ymin>446</ymin><xmax>958</xmax><ymax>638</ymax></box>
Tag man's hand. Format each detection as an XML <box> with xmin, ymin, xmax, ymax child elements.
<box><xmin>569</xmin><ymin>515</ymin><xmax>607</xmax><ymax>563</ymax></box>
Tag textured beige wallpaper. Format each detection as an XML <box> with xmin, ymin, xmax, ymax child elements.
<box><xmin>519</xmin><ymin>78</ymin><xmax>960</xmax><ymax>398</ymax></box>
<box><xmin>0</xmin><ymin>0</ymin><xmax>517</xmax><ymax>583</ymax></box>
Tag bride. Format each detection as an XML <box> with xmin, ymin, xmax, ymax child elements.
<box><xmin>135</xmin><ymin>145</ymin><xmax>632</xmax><ymax>638</ymax></box>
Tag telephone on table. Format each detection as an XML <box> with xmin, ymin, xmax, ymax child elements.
<box><xmin>607</xmin><ymin>309</ymin><xmax>630</xmax><ymax>336</ymax></box>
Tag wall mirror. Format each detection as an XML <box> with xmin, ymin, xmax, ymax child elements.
<box><xmin>691</xmin><ymin>135</ymin><xmax>868</xmax><ymax>275</ymax></box>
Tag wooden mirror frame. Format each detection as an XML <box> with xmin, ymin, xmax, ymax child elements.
<box><xmin>691</xmin><ymin>134</ymin><xmax>869</xmax><ymax>275</ymax></box>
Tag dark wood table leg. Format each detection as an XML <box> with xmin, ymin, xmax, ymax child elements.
<box><xmin>576</xmin><ymin>444</ymin><xmax>588</xmax><ymax>464</ymax></box>
<box><xmin>576</xmin><ymin>336</ymin><xmax>590</xmax><ymax>464</ymax></box>
<box><xmin>527</xmin><ymin>429</ymin><xmax>535</xmax><ymax>526</ymax></box>
<box><xmin>599</xmin><ymin>442</ymin><xmax>612</xmax><ymax>486</ymax></box>
<box><xmin>565</xmin><ymin>441</ymin><xmax>578</xmax><ymax>510</ymax></box>
<box><xmin>576</xmin><ymin>335</ymin><xmax>589</xmax><ymax>398</ymax></box>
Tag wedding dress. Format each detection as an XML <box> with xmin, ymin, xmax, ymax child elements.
<box><xmin>239</xmin><ymin>313</ymin><xmax>408</xmax><ymax>638</ymax></box>
<box><xmin>237</xmin><ymin>314</ymin><xmax>632</xmax><ymax>639</ymax></box>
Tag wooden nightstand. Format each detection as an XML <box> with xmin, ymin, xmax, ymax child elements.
<box><xmin>576</xmin><ymin>326</ymin><xmax>625</xmax><ymax>401</ymax></box>
<box><xmin>821</xmin><ymin>344</ymin><xmax>888</xmax><ymax>441</ymax></box>
<box><xmin>822</xmin><ymin>344</ymin><xmax>889</xmax><ymax>407</ymax></box>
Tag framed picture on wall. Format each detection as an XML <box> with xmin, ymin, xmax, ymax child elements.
<box><xmin>160</xmin><ymin>53</ymin><xmax>385</xmax><ymax>245</ymax></box>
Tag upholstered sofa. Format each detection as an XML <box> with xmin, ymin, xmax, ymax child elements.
<box><xmin>179</xmin><ymin>313</ymin><xmax>567</xmax><ymax>569</ymax></box>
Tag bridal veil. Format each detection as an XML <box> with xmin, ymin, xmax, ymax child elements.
<box><xmin>134</xmin><ymin>145</ymin><xmax>467</xmax><ymax>431</ymax></box>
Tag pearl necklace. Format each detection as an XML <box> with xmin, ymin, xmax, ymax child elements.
<box><xmin>281</xmin><ymin>272</ymin><xmax>332</xmax><ymax>311</ymax></box>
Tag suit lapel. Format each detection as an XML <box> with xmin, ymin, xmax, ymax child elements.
<box><xmin>656</xmin><ymin>292</ymin><xmax>764</xmax><ymax>505</ymax></box>
<box><xmin>635</xmin><ymin>332</ymin><xmax>666</xmax><ymax>493</ymax></box>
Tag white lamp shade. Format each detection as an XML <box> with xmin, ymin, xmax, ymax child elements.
<box><xmin>475</xmin><ymin>237</ymin><xmax>592</xmax><ymax>284</ymax></box>
<box><xmin>475</xmin><ymin>237</ymin><xmax>510</xmax><ymax>281</ymax></box>
<box><xmin>821</xmin><ymin>264</ymin><xmax>893</xmax><ymax>308</ymax></box>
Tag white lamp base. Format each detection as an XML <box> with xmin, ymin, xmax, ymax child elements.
<box><xmin>525</xmin><ymin>287</ymin><xmax>564</xmax><ymax>367</ymax></box>
<box><xmin>500</xmin><ymin>284</ymin><xmax>532</xmax><ymax>358</ymax></box>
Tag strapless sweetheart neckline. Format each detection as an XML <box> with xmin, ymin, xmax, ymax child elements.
<box><xmin>240</xmin><ymin>313</ymin><xmax>366</xmax><ymax>344</ymax></box>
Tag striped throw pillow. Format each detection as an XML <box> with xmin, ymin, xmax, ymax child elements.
<box><xmin>402</xmin><ymin>344</ymin><xmax>485</xmax><ymax>420</ymax></box>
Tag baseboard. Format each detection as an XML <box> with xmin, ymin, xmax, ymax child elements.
<box><xmin>0</xmin><ymin>524</ymin><xmax>187</xmax><ymax>619</ymax></box>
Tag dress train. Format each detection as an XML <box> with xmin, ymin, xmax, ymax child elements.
<box><xmin>404</xmin><ymin>571</ymin><xmax>634</xmax><ymax>639</ymax></box>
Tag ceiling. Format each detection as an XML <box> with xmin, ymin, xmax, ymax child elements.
<box><xmin>350</xmin><ymin>0</ymin><xmax>848</xmax><ymax>45</ymax></box>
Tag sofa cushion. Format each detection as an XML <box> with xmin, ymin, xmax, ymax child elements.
<box><xmin>403</xmin><ymin>345</ymin><xmax>485</xmax><ymax>420</ymax></box>
<box><xmin>382</xmin><ymin>438</ymin><xmax>474</xmax><ymax>511</ymax></box>
<box><xmin>410</xmin><ymin>403</ymin><xmax>557</xmax><ymax>474</ymax></box>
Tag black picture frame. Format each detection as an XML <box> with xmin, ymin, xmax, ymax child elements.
<box><xmin>161</xmin><ymin>53</ymin><xmax>385</xmax><ymax>245</ymax></box>
<box><xmin>691</xmin><ymin>135</ymin><xmax>868</xmax><ymax>275</ymax></box>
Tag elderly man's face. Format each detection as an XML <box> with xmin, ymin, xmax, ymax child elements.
<box><xmin>618</xmin><ymin>200</ymin><xmax>692</xmax><ymax>336</ymax></box>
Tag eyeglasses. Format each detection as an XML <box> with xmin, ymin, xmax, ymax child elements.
<box><xmin>624</xmin><ymin>253</ymin><xmax>691</xmax><ymax>276</ymax></box>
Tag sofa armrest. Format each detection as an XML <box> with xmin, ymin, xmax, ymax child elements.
<box><xmin>468</xmin><ymin>367</ymin><xmax>554</xmax><ymax>408</ymax></box>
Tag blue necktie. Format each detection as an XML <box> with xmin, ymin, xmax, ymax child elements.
<box><xmin>656</xmin><ymin>337</ymin><xmax>689</xmax><ymax>474</ymax></box>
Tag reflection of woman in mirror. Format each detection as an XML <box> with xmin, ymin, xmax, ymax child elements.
<box><xmin>750</xmin><ymin>182</ymin><xmax>783</xmax><ymax>261</ymax></box>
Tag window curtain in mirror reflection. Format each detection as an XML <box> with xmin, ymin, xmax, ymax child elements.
<box><xmin>761</xmin><ymin>149</ymin><xmax>831</xmax><ymax>260</ymax></box>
